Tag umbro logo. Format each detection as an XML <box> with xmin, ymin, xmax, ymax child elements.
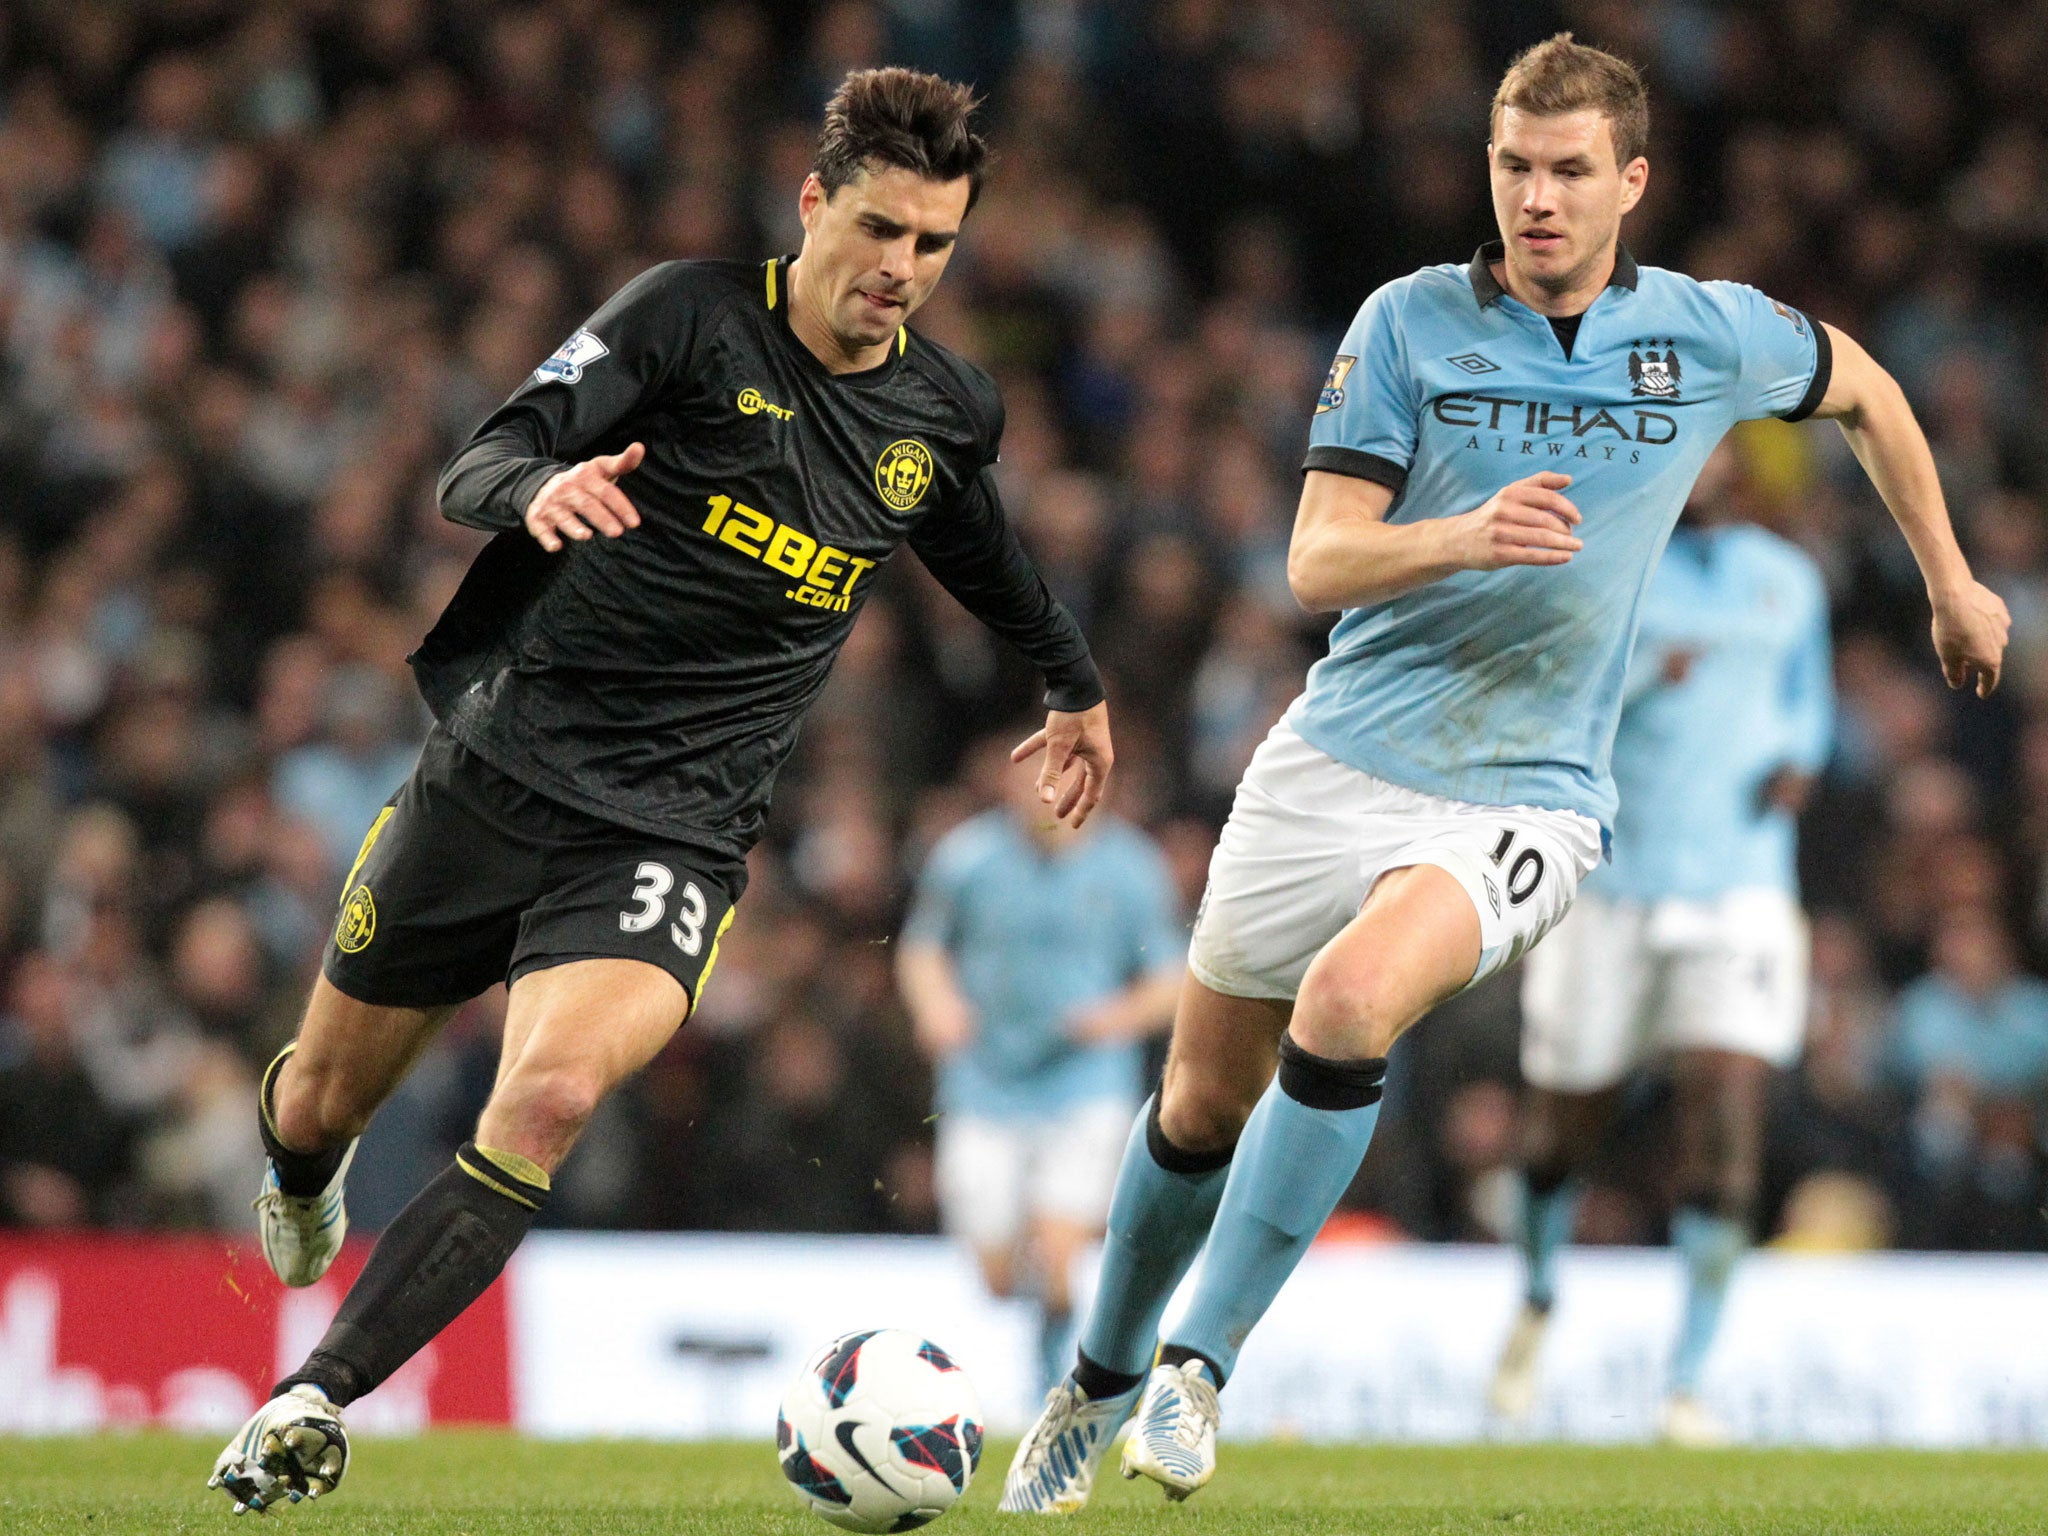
<box><xmin>1447</xmin><ymin>352</ymin><xmax>1500</xmax><ymax>375</ymax></box>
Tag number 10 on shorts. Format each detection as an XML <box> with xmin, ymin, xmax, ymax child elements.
<box><xmin>620</xmin><ymin>861</ymin><xmax>709</xmax><ymax>955</ymax></box>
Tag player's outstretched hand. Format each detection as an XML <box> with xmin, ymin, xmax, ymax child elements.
<box><xmin>1931</xmin><ymin>577</ymin><xmax>2011</xmax><ymax>697</ymax></box>
<box><xmin>524</xmin><ymin>441</ymin><xmax>646</xmax><ymax>552</ymax></box>
<box><xmin>1452</xmin><ymin>471</ymin><xmax>1583</xmax><ymax>570</ymax></box>
<box><xmin>1012</xmin><ymin>701</ymin><xmax>1113</xmax><ymax>829</ymax></box>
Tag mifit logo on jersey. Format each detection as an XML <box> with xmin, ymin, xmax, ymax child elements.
<box><xmin>1432</xmin><ymin>392</ymin><xmax>1679</xmax><ymax>466</ymax></box>
<box><xmin>700</xmin><ymin>495</ymin><xmax>877</xmax><ymax>613</ymax></box>
<box><xmin>737</xmin><ymin>387</ymin><xmax>794</xmax><ymax>420</ymax></box>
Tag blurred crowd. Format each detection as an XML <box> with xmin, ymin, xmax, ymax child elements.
<box><xmin>1</xmin><ymin>0</ymin><xmax>2047</xmax><ymax>1255</ymax></box>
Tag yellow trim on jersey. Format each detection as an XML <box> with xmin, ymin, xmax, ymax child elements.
<box><xmin>766</xmin><ymin>258</ymin><xmax>778</xmax><ymax>311</ymax></box>
<box><xmin>340</xmin><ymin>807</ymin><xmax>394</xmax><ymax>906</ymax></box>
<box><xmin>474</xmin><ymin>1143</ymin><xmax>551</xmax><ymax>1194</ymax></box>
<box><xmin>693</xmin><ymin>906</ymin><xmax>740</xmax><ymax>1007</ymax></box>
<box><xmin>456</xmin><ymin>1148</ymin><xmax>541</xmax><ymax>1210</ymax></box>
<box><xmin>896</xmin><ymin>326</ymin><xmax>907</xmax><ymax>356</ymax></box>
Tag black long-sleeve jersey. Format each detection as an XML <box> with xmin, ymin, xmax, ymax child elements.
<box><xmin>420</xmin><ymin>256</ymin><xmax>1102</xmax><ymax>858</ymax></box>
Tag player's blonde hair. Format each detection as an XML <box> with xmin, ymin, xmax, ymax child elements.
<box><xmin>1490</xmin><ymin>33</ymin><xmax>1650</xmax><ymax>167</ymax></box>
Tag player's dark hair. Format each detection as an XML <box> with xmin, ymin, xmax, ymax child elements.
<box><xmin>814</xmin><ymin>67</ymin><xmax>989</xmax><ymax>212</ymax></box>
<box><xmin>1491</xmin><ymin>32</ymin><xmax>1650</xmax><ymax>167</ymax></box>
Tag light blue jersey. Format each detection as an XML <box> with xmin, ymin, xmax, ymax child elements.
<box><xmin>1598</xmin><ymin>522</ymin><xmax>1833</xmax><ymax>902</ymax></box>
<box><xmin>903</xmin><ymin>810</ymin><xmax>1186</xmax><ymax>1120</ymax></box>
<box><xmin>1893</xmin><ymin>972</ymin><xmax>2048</xmax><ymax>1094</ymax></box>
<box><xmin>1295</xmin><ymin>244</ymin><xmax>1830</xmax><ymax>830</ymax></box>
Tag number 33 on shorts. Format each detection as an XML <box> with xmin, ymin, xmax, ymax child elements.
<box><xmin>619</xmin><ymin>861</ymin><xmax>712</xmax><ymax>953</ymax></box>
<box><xmin>613</xmin><ymin>859</ymin><xmax>738</xmax><ymax>1000</ymax></box>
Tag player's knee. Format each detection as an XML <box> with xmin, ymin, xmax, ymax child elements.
<box><xmin>492</xmin><ymin>1065</ymin><xmax>606</xmax><ymax>1152</ymax></box>
<box><xmin>1291</xmin><ymin>963</ymin><xmax>1405</xmax><ymax>1060</ymax></box>
<box><xmin>1157</xmin><ymin>1073</ymin><xmax>1256</xmax><ymax>1156</ymax></box>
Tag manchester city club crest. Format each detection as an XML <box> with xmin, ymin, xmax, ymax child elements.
<box><xmin>874</xmin><ymin>439</ymin><xmax>934</xmax><ymax>510</ymax></box>
<box><xmin>1628</xmin><ymin>341</ymin><xmax>1682</xmax><ymax>399</ymax></box>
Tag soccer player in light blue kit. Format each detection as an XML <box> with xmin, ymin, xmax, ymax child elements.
<box><xmin>898</xmin><ymin>734</ymin><xmax>1183</xmax><ymax>1399</ymax></box>
<box><xmin>1488</xmin><ymin>443</ymin><xmax>1834</xmax><ymax>1445</ymax></box>
<box><xmin>1002</xmin><ymin>34</ymin><xmax>2009</xmax><ymax>1512</ymax></box>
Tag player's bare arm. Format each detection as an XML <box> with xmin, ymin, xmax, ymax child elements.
<box><xmin>896</xmin><ymin>942</ymin><xmax>977</xmax><ymax>1057</ymax></box>
<box><xmin>1066</xmin><ymin>969</ymin><xmax>1181</xmax><ymax>1045</ymax></box>
<box><xmin>1758</xmin><ymin>766</ymin><xmax>1818</xmax><ymax>816</ymax></box>
<box><xmin>1010</xmin><ymin>701</ymin><xmax>1113</xmax><ymax>828</ymax></box>
<box><xmin>1812</xmin><ymin>323</ymin><xmax>2011</xmax><ymax>695</ymax></box>
<box><xmin>523</xmin><ymin>441</ymin><xmax>646</xmax><ymax>552</ymax></box>
<box><xmin>1286</xmin><ymin>469</ymin><xmax>1583</xmax><ymax>613</ymax></box>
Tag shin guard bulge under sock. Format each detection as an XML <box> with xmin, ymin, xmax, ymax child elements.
<box><xmin>1164</xmin><ymin>1038</ymin><xmax>1385</xmax><ymax>1385</ymax></box>
<box><xmin>1074</xmin><ymin>1095</ymin><xmax>1233</xmax><ymax>1387</ymax></box>
<box><xmin>274</xmin><ymin>1142</ymin><xmax>550</xmax><ymax>1406</ymax></box>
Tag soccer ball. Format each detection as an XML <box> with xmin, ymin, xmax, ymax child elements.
<box><xmin>775</xmin><ymin>1329</ymin><xmax>984</xmax><ymax>1532</ymax></box>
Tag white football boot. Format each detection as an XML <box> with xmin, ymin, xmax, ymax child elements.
<box><xmin>1119</xmin><ymin>1360</ymin><xmax>1220</xmax><ymax>1502</ymax></box>
<box><xmin>1487</xmin><ymin>1300</ymin><xmax>1552</xmax><ymax>1421</ymax></box>
<box><xmin>254</xmin><ymin>1139</ymin><xmax>357</xmax><ymax>1287</ymax></box>
<box><xmin>998</xmin><ymin>1375</ymin><xmax>1143</xmax><ymax>1514</ymax></box>
<box><xmin>1660</xmin><ymin>1392</ymin><xmax>1732</xmax><ymax>1447</ymax></box>
<box><xmin>208</xmin><ymin>1384</ymin><xmax>350</xmax><ymax>1514</ymax></box>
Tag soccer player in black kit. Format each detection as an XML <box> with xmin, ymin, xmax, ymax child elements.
<box><xmin>209</xmin><ymin>68</ymin><xmax>1112</xmax><ymax>1514</ymax></box>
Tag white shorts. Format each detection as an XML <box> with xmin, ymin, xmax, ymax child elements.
<box><xmin>1520</xmin><ymin>885</ymin><xmax>1811</xmax><ymax>1091</ymax></box>
<box><xmin>933</xmin><ymin>1099</ymin><xmax>1134</xmax><ymax>1252</ymax></box>
<box><xmin>1187</xmin><ymin>718</ymin><xmax>1603</xmax><ymax>1002</ymax></box>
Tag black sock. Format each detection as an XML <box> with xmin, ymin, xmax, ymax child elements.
<box><xmin>1157</xmin><ymin>1343</ymin><xmax>1227</xmax><ymax>1388</ymax></box>
<box><xmin>259</xmin><ymin>1045</ymin><xmax>350</xmax><ymax>1199</ymax></box>
<box><xmin>274</xmin><ymin>1142</ymin><xmax>550</xmax><ymax>1406</ymax></box>
<box><xmin>1275</xmin><ymin>1036</ymin><xmax>1387</xmax><ymax>1110</ymax></box>
<box><xmin>1072</xmin><ymin>1350</ymin><xmax>1145</xmax><ymax>1401</ymax></box>
<box><xmin>1145</xmin><ymin>1093</ymin><xmax>1235</xmax><ymax>1175</ymax></box>
<box><xmin>1525</xmin><ymin>1161</ymin><xmax>1573</xmax><ymax>1200</ymax></box>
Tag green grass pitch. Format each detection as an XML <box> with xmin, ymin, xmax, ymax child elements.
<box><xmin>4</xmin><ymin>1434</ymin><xmax>2047</xmax><ymax>1534</ymax></box>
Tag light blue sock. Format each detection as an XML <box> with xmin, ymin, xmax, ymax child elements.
<box><xmin>1669</xmin><ymin>1206</ymin><xmax>1747</xmax><ymax>1395</ymax></box>
<box><xmin>1165</xmin><ymin>1043</ymin><xmax>1384</xmax><ymax>1383</ymax></box>
<box><xmin>1075</xmin><ymin>1097</ymin><xmax>1231</xmax><ymax>1379</ymax></box>
<box><xmin>1520</xmin><ymin>1174</ymin><xmax>1580</xmax><ymax>1311</ymax></box>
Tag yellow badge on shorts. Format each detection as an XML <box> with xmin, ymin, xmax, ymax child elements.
<box><xmin>874</xmin><ymin>439</ymin><xmax>934</xmax><ymax>511</ymax></box>
<box><xmin>336</xmin><ymin>885</ymin><xmax>377</xmax><ymax>953</ymax></box>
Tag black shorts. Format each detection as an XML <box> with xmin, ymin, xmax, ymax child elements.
<box><xmin>322</xmin><ymin>727</ymin><xmax>746</xmax><ymax>1009</ymax></box>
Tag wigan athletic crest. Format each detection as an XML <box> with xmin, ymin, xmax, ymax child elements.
<box><xmin>1628</xmin><ymin>341</ymin><xmax>1682</xmax><ymax>399</ymax></box>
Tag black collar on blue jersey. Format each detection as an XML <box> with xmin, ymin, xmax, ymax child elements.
<box><xmin>1467</xmin><ymin>241</ymin><xmax>1640</xmax><ymax>308</ymax></box>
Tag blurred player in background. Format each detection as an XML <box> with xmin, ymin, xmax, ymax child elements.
<box><xmin>209</xmin><ymin>69</ymin><xmax>1114</xmax><ymax>1515</ymax></box>
<box><xmin>1488</xmin><ymin>442</ymin><xmax>1833</xmax><ymax>1445</ymax></box>
<box><xmin>898</xmin><ymin>731</ymin><xmax>1182</xmax><ymax>1398</ymax></box>
<box><xmin>1004</xmin><ymin>33</ymin><xmax>2007</xmax><ymax>1513</ymax></box>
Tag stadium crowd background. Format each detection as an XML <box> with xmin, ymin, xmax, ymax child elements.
<box><xmin>0</xmin><ymin>0</ymin><xmax>2044</xmax><ymax>1258</ymax></box>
